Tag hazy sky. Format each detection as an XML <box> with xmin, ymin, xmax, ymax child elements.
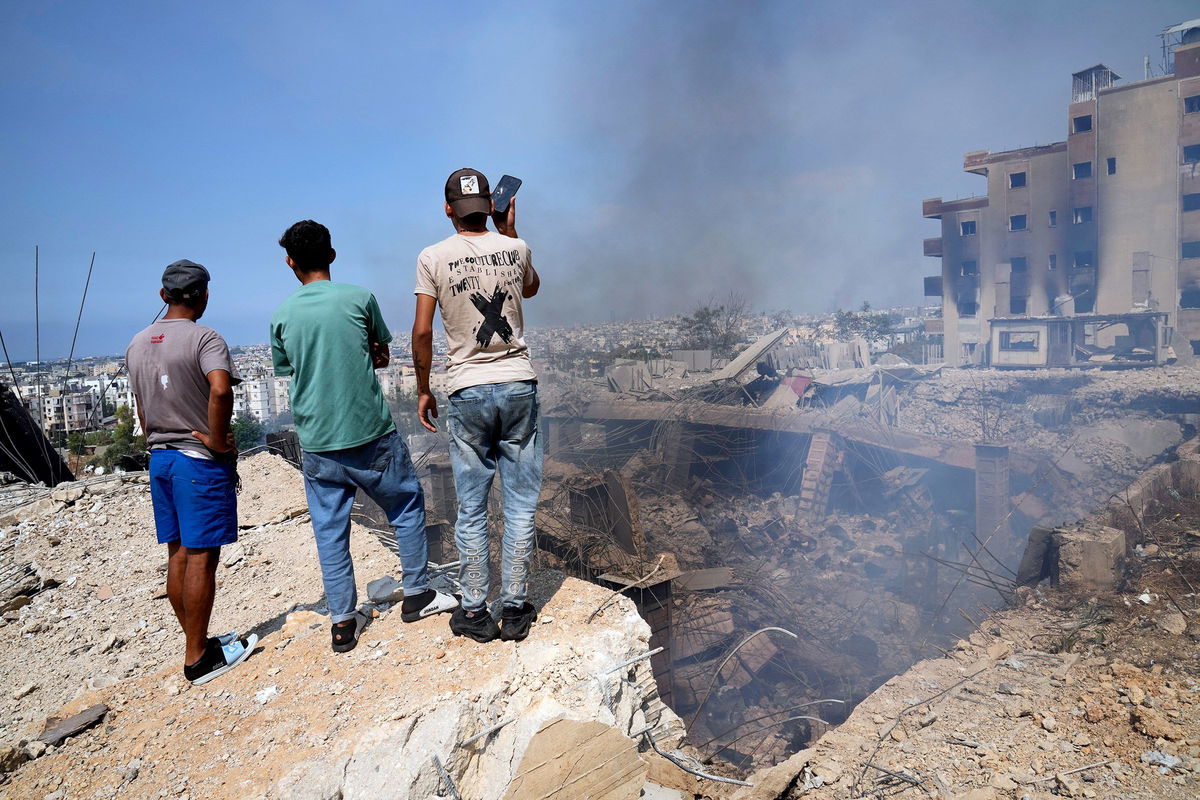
<box><xmin>1</xmin><ymin>0</ymin><xmax>1195</xmax><ymax>361</ymax></box>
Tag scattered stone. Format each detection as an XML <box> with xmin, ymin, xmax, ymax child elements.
<box><xmin>1042</xmin><ymin>714</ymin><xmax>1058</xmax><ymax>732</ymax></box>
<box><xmin>255</xmin><ymin>686</ymin><xmax>280</xmax><ymax>705</ymax></box>
<box><xmin>1133</xmin><ymin>708</ymin><xmax>1182</xmax><ymax>741</ymax></box>
<box><xmin>88</xmin><ymin>674</ymin><xmax>118</xmax><ymax>691</ymax></box>
<box><xmin>221</xmin><ymin>544</ymin><xmax>244</xmax><ymax>568</ymax></box>
<box><xmin>0</xmin><ymin>744</ymin><xmax>28</xmax><ymax>775</ymax></box>
<box><xmin>1157</xmin><ymin>612</ymin><xmax>1187</xmax><ymax>636</ymax></box>
<box><xmin>96</xmin><ymin>585</ymin><xmax>114</xmax><ymax>602</ymax></box>
<box><xmin>366</xmin><ymin>576</ymin><xmax>403</xmax><ymax>603</ymax></box>
<box><xmin>13</xmin><ymin>682</ymin><xmax>36</xmax><ymax>699</ymax></box>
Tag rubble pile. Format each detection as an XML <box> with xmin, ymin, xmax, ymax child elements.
<box><xmin>733</xmin><ymin>462</ymin><xmax>1200</xmax><ymax>800</ymax></box>
<box><xmin>537</xmin><ymin>455</ymin><xmax>988</xmax><ymax>772</ymax></box>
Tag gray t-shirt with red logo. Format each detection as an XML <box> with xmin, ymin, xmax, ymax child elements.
<box><xmin>126</xmin><ymin>318</ymin><xmax>241</xmax><ymax>455</ymax></box>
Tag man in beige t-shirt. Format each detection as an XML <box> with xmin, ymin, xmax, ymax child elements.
<box><xmin>412</xmin><ymin>168</ymin><xmax>542</xmax><ymax>644</ymax></box>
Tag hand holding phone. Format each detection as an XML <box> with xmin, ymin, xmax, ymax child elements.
<box><xmin>491</xmin><ymin>175</ymin><xmax>521</xmax><ymax>214</ymax></box>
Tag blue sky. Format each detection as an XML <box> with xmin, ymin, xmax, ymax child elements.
<box><xmin>1</xmin><ymin>0</ymin><xmax>1195</xmax><ymax>360</ymax></box>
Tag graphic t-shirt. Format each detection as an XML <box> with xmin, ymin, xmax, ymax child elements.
<box><xmin>270</xmin><ymin>281</ymin><xmax>395</xmax><ymax>453</ymax></box>
<box><xmin>126</xmin><ymin>318</ymin><xmax>242</xmax><ymax>455</ymax></box>
<box><xmin>414</xmin><ymin>231</ymin><xmax>536</xmax><ymax>395</ymax></box>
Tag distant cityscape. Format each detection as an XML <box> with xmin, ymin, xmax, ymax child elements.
<box><xmin>3</xmin><ymin>307</ymin><xmax>936</xmax><ymax>451</ymax></box>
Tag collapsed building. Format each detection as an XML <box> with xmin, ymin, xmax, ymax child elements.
<box><xmin>530</xmin><ymin>324</ymin><xmax>1200</xmax><ymax>772</ymax></box>
<box><xmin>923</xmin><ymin>19</ymin><xmax>1200</xmax><ymax>367</ymax></box>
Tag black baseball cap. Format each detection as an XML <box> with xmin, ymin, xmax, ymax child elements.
<box><xmin>161</xmin><ymin>259</ymin><xmax>210</xmax><ymax>301</ymax></box>
<box><xmin>445</xmin><ymin>168</ymin><xmax>491</xmax><ymax>217</ymax></box>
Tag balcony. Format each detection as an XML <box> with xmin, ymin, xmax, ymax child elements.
<box><xmin>923</xmin><ymin>237</ymin><xmax>943</xmax><ymax>257</ymax></box>
<box><xmin>923</xmin><ymin>196</ymin><xmax>988</xmax><ymax>219</ymax></box>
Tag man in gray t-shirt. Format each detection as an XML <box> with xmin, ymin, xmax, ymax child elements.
<box><xmin>126</xmin><ymin>260</ymin><xmax>257</xmax><ymax>685</ymax></box>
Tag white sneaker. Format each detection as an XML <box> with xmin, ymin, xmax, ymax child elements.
<box><xmin>401</xmin><ymin>590</ymin><xmax>459</xmax><ymax>623</ymax></box>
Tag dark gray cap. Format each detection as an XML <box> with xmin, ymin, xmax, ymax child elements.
<box><xmin>162</xmin><ymin>259</ymin><xmax>210</xmax><ymax>301</ymax></box>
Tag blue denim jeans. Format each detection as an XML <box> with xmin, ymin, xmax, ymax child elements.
<box><xmin>446</xmin><ymin>380</ymin><xmax>544</xmax><ymax>611</ymax></box>
<box><xmin>302</xmin><ymin>430</ymin><xmax>429</xmax><ymax>622</ymax></box>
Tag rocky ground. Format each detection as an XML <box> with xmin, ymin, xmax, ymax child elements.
<box><xmin>0</xmin><ymin>454</ymin><xmax>357</xmax><ymax>747</ymax></box>
<box><xmin>0</xmin><ymin>453</ymin><xmax>691</xmax><ymax>799</ymax></box>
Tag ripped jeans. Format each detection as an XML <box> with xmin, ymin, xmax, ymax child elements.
<box><xmin>446</xmin><ymin>380</ymin><xmax>544</xmax><ymax>611</ymax></box>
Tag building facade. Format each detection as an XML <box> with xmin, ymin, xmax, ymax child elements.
<box><xmin>924</xmin><ymin>23</ymin><xmax>1200</xmax><ymax>366</ymax></box>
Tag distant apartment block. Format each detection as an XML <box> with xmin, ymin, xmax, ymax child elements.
<box><xmin>923</xmin><ymin>20</ymin><xmax>1200</xmax><ymax>367</ymax></box>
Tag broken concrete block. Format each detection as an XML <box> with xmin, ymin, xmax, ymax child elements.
<box><xmin>1051</xmin><ymin>524</ymin><xmax>1128</xmax><ymax>591</ymax></box>
<box><xmin>502</xmin><ymin>717</ymin><xmax>645</xmax><ymax>800</ymax></box>
<box><xmin>50</xmin><ymin>483</ymin><xmax>84</xmax><ymax>504</ymax></box>
<box><xmin>366</xmin><ymin>576</ymin><xmax>403</xmax><ymax>603</ymax></box>
<box><xmin>38</xmin><ymin>703</ymin><xmax>109</xmax><ymax>746</ymax></box>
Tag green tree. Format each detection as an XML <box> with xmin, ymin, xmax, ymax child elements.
<box><xmin>66</xmin><ymin>432</ymin><xmax>85</xmax><ymax>455</ymax></box>
<box><xmin>87</xmin><ymin>404</ymin><xmax>145</xmax><ymax>470</ymax></box>
<box><xmin>231</xmin><ymin>414</ymin><xmax>264</xmax><ymax>451</ymax></box>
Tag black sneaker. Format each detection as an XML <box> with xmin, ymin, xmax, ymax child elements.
<box><xmin>184</xmin><ymin>634</ymin><xmax>258</xmax><ymax>685</ymax></box>
<box><xmin>499</xmin><ymin>602</ymin><xmax>538</xmax><ymax>642</ymax></box>
<box><xmin>449</xmin><ymin>607</ymin><xmax>500</xmax><ymax>643</ymax></box>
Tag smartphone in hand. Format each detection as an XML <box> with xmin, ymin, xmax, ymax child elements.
<box><xmin>491</xmin><ymin>175</ymin><xmax>522</xmax><ymax>214</ymax></box>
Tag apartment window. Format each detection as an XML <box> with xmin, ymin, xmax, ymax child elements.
<box><xmin>1073</xmin><ymin>161</ymin><xmax>1093</xmax><ymax>179</ymax></box>
<box><xmin>1009</xmin><ymin>214</ymin><xmax>1027</xmax><ymax>231</ymax></box>
<box><xmin>1010</xmin><ymin>257</ymin><xmax>1028</xmax><ymax>273</ymax></box>
<box><xmin>1048</xmin><ymin>210</ymin><xmax>1057</xmax><ymax>227</ymax></box>
<box><xmin>1010</xmin><ymin>297</ymin><xmax>1028</xmax><ymax>315</ymax></box>
<box><xmin>1074</xmin><ymin>251</ymin><xmax>1095</xmax><ymax>269</ymax></box>
<box><xmin>1000</xmin><ymin>331</ymin><xmax>1038</xmax><ymax>351</ymax></box>
<box><xmin>1184</xmin><ymin>241</ymin><xmax>1200</xmax><ymax>259</ymax></box>
<box><xmin>1072</xmin><ymin>115</ymin><xmax>1092</xmax><ymax>133</ymax></box>
<box><xmin>1073</xmin><ymin>206</ymin><xmax>1093</xmax><ymax>224</ymax></box>
<box><xmin>1184</xmin><ymin>193</ymin><xmax>1200</xmax><ymax>212</ymax></box>
<box><xmin>1049</xmin><ymin>254</ymin><xmax>1057</xmax><ymax>271</ymax></box>
<box><xmin>1106</xmin><ymin>157</ymin><xmax>1117</xmax><ymax>175</ymax></box>
<box><xmin>1181</xmin><ymin>288</ymin><xmax>1200</xmax><ymax>308</ymax></box>
<box><xmin>1186</xmin><ymin>95</ymin><xmax>1200</xmax><ymax>114</ymax></box>
<box><xmin>960</xmin><ymin>220</ymin><xmax>977</xmax><ymax>236</ymax></box>
<box><xmin>1185</xmin><ymin>144</ymin><xmax>1200</xmax><ymax>164</ymax></box>
<box><xmin>960</xmin><ymin>260</ymin><xmax>978</xmax><ymax>276</ymax></box>
<box><xmin>1008</xmin><ymin>172</ymin><xmax>1027</xmax><ymax>189</ymax></box>
<box><xmin>959</xmin><ymin>301</ymin><xmax>978</xmax><ymax>317</ymax></box>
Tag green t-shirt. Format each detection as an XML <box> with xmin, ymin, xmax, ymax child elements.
<box><xmin>270</xmin><ymin>281</ymin><xmax>395</xmax><ymax>453</ymax></box>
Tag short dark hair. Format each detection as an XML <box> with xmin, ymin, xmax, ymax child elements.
<box><xmin>278</xmin><ymin>220</ymin><xmax>333</xmax><ymax>272</ymax></box>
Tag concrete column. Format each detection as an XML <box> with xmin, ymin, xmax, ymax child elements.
<box><xmin>974</xmin><ymin>442</ymin><xmax>1011</xmax><ymax>543</ymax></box>
<box><xmin>797</xmin><ymin>430</ymin><xmax>843</xmax><ymax>516</ymax></box>
<box><xmin>657</xmin><ymin>421</ymin><xmax>695</xmax><ymax>490</ymax></box>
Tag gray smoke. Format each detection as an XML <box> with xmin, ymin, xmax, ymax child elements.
<box><xmin>530</xmin><ymin>1</ymin><xmax>915</xmax><ymax>324</ymax></box>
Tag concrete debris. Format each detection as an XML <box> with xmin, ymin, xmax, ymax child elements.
<box><xmin>366</xmin><ymin>575</ymin><xmax>404</xmax><ymax>603</ymax></box>
<box><xmin>37</xmin><ymin>703</ymin><xmax>108</xmax><ymax>746</ymax></box>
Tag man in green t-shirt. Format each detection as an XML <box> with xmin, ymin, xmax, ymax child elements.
<box><xmin>271</xmin><ymin>220</ymin><xmax>456</xmax><ymax>653</ymax></box>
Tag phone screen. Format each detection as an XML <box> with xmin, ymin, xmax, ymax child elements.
<box><xmin>492</xmin><ymin>175</ymin><xmax>522</xmax><ymax>214</ymax></box>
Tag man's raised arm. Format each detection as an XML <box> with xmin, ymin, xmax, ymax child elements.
<box><xmin>412</xmin><ymin>294</ymin><xmax>439</xmax><ymax>432</ymax></box>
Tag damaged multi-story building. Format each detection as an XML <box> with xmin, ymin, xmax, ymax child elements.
<box><xmin>924</xmin><ymin>19</ymin><xmax>1200</xmax><ymax>368</ymax></box>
